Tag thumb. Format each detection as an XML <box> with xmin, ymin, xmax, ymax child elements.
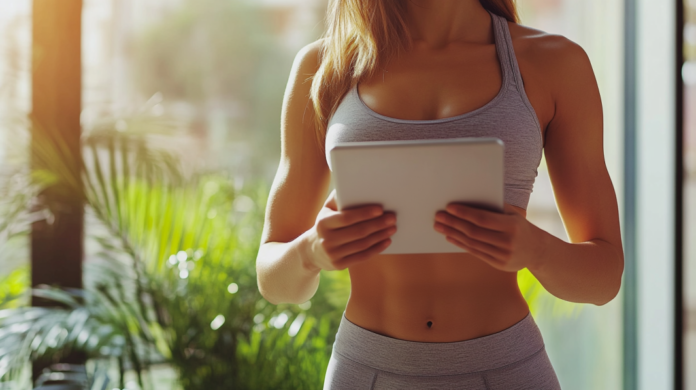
<box><xmin>324</xmin><ymin>189</ymin><xmax>338</xmax><ymax>211</ymax></box>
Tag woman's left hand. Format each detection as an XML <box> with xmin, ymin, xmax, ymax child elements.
<box><xmin>433</xmin><ymin>203</ymin><xmax>550</xmax><ymax>273</ymax></box>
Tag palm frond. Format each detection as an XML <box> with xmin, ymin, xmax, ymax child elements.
<box><xmin>0</xmin><ymin>285</ymin><xmax>155</xmax><ymax>384</ymax></box>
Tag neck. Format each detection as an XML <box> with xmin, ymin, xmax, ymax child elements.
<box><xmin>404</xmin><ymin>0</ymin><xmax>492</xmax><ymax>48</ymax></box>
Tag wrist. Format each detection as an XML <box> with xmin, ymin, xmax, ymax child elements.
<box><xmin>527</xmin><ymin>227</ymin><xmax>555</xmax><ymax>274</ymax></box>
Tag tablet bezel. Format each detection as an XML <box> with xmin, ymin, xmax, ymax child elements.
<box><xmin>329</xmin><ymin>137</ymin><xmax>505</xmax><ymax>255</ymax></box>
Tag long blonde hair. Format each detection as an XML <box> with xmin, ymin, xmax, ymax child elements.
<box><xmin>309</xmin><ymin>0</ymin><xmax>519</xmax><ymax>147</ymax></box>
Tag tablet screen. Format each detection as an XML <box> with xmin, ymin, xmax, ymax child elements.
<box><xmin>330</xmin><ymin>137</ymin><xmax>504</xmax><ymax>255</ymax></box>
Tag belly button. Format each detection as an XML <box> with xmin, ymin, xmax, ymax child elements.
<box><xmin>427</xmin><ymin>321</ymin><xmax>433</xmax><ymax>329</ymax></box>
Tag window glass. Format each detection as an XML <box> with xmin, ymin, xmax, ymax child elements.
<box><xmin>0</xmin><ymin>1</ymin><xmax>31</xmax><ymax>307</ymax></box>
<box><xmin>518</xmin><ymin>1</ymin><xmax>624</xmax><ymax>389</ymax></box>
<box><xmin>82</xmin><ymin>0</ymin><xmax>326</xmax><ymax>177</ymax></box>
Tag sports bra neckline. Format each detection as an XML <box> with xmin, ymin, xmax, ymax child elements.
<box><xmin>351</xmin><ymin>10</ymin><xmax>512</xmax><ymax>125</ymax></box>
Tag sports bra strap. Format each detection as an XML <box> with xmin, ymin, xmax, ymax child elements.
<box><xmin>490</xmin><ymin>11</ymin><xmax>525</xmax><ymax>91</ymax></box>
<box><xmin>490</xmin><ymin>11</ymin><xmax>542</xmax><ymax>133</ymax></box>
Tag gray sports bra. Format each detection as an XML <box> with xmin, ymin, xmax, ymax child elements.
<box><xmin>325</xmin><ymin>11</ymin><xmax>543</xmax><ymax>210</ymax></box>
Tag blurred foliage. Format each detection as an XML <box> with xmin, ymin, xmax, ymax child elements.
<box><xmin>32</xmin><ymin>362</ymin><xmax>112</xmax><ymax>390</ymax></box>
<box><xmin>518</xmin><ymin>268</ymin><xmax>580</xmax><ymax>318</ymax></box>
<box><xmin>132</xmin><ymin>0</ymin><xmax>300</xmax><ymax>167</ymax></box>
<box><xmin>0</xmin><ymin>159</ymin><xmax>35</xmax><ymax>298</ymax></box>
<box><xmin>0</xmin><ymin>268</ymin><xmax>28</xmax><ymax>310</ymax></box>
<box><xmin>134</xmin><ymin>0</ymin><xmax>267</xmax><ymax>103</ymax></box>
<box><xmin>0</xmin><ymin>128</ymin><xmax>348</xmax><ymax>389</ymax></box>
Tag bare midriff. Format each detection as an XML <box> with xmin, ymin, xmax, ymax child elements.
<box><xmin>344</xmin><ymin>206</ymin><xmax>531</xmax><ymax>343</ymax></box>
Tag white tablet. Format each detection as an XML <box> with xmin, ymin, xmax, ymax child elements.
<box><xmin>329</xmin><ymin>137</ymin><xmax>504</xmax><ymax>255</ymax></box>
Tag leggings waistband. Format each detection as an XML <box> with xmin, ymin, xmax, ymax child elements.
<box><xmin>332</xmin><ymin>312</ymin><xmax>545</xmax><ymax>376</ymax></box>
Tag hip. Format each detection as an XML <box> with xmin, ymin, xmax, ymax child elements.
<box><xmin>323</xmin><ymin>311</ymin><xmax>561</xmax><ymax>390</ymax></box>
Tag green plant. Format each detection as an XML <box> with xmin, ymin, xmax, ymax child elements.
<box><xmin>0</xmin><ymin>129</ymin><xmax>348</xmax><ymax>389</ymax></box>
<box><xmin>81</xmin><ymin>131</ymin><xmax>345</xmax><ymax>389</ymax></box>
<box><xmin>0</xmin><ymin>268</ymin><xmax>28</xmax><ymax>310</ymax></box>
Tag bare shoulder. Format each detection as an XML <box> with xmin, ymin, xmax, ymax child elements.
<box><xmin>508</xmin><ymin>22</ymin><xmax>591</xmax><ymax>70</ymax></box>
<box><xmin>507</xmin><ymin>23</ymin><xmax>596</xmax><ymax>94</ymax></box>
<box><xmin>288</xmin><ymin>38</ymin><xmax>326</xmax><ymax>85</ymax></box>
<box><xmin>282</xmin><ymin>39</ymin><xmax>326</xmax><ymax>136</ymax></box>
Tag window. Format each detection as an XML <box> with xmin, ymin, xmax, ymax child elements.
<box><xmin>519</xmin><ymin>1</ymin><xmax>624</xmax><ymax>388</ymax></box>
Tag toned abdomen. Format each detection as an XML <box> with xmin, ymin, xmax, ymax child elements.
<box><xmin>345</xmin><ymin>252</ymin><xmax>531</xmax><ymax>342</ymax></box>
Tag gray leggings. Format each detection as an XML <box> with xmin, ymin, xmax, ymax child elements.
<box><xmin>323</xmin><ymin>312</ymin><xmax>561</xmax><ymax>390</ymax></box>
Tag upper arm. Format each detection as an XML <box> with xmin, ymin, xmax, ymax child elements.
<box><xmin>541</xmin><ymin>38</ymin><xmax>623</xmax><ymax>256</ymax></box>
<box><xmin>260</xmin><ymin>40</ymin><xmax>331</xmax><ymax>245</ymax></box>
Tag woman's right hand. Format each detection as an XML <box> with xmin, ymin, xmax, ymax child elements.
<box><xmin>303</xmin><ymin>190</ymin><xmax>397</xmax><ymax>272</ymax></box>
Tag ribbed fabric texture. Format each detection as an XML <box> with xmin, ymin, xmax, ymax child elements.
<box><xmin>325</xmin><ymin>11</ymin><xmax>543</xmax><ymax>210</ymax></box>
<box><xmin>323</xmin><ymin>312</ymin><xmax>561</xmax><ymax>390</ymax></box>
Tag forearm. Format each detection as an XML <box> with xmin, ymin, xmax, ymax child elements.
<box><xmin>529</xmin><ymin>233</ymin><xmax>624</xmax><ymax>306</ymax></box>
<box><xmin>256</xmin><ymin>230</ymin><xmax>321</xmax><ymax>305</ymax></box>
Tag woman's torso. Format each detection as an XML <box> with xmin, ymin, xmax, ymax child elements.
<box><xmin>324</xmin><ymin>12</ymin><xmax>555</xmax><ymax>342</ymax></box>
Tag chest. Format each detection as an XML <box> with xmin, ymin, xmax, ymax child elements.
<box><xmin>356</xmin><ymin>43</ymin><xmax>553</xmax><ymax>142</ymax></box>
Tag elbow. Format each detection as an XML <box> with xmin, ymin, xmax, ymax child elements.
<box><xmin>256</xmin><ymin>270</ymin><xmax>315</xmax><ymax>306</ymax></box>
<box><xmin>258</xmin><ymin>286</ymin><xmax>282</xmax><ymax>306</ymax></box>
<box><xmin>258</xmin><ymin>280</ymin><xmax>293</xmax><ymax>306</ymax></box>
<box><xmin>256</xmin><ymin>250</ymin><xmax>285</xmax><ymax>305</ymax></box>
<box><xmin>255</xmin><ymin>240</ymin><xmax>321</xmax><ymax>305</ymax></box>
<box><xmin>256</xmin><ymin>269</ymin><xmax>283</xmax><ymax>306</ymax></box>
<box><xmin>593</xmin><ymin>255</ymin><xmax>624</xmax><ymax>306</ymax></box>
<box><xmin>593</xmin><ymin>282</ymin><xmax>620</xmax><ymax>306</ymax></box>
<box><xmin>257</xmin><ymin>283</ymin><xmax>307</xmax><ymax>306</ymax></box>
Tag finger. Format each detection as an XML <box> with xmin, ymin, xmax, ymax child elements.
<box><xmin>445</xmin><ymin>237</ymin><xmax>504</xmax><ymax>268</ymax></box>
<box><xmin>326</xmin><ymin>212</ymin><xmax>396</xmax><ymax>247</ymax></box>
<box><xmin>324</xmin><ymin>189</ymin><xmax>337</xmax><ymax>210</ymax></box>
<box><xmin>321</xmin><ymin>205</ymin><xmax>384</xmax><ymax>230</ymax></box>
<box><xmin>445</xmin><ymin>203</ymin><xmax>509</xmax><ymax>231</ymax></box>
<box><xmin>335</xmin><ymin>238</ymin><xmax>392</xmax><ymax>269</ymax></box>
<box><xmin>434</xmin><ymin>222</ymin><xmax>510</xmax><ymax>260</ymax></box>
<box><xmin>331</xmin><ymin>226</ymin><xmax>397</xmax><ymax>259</ymax></box>
<box><xmin>434</xmin><ymin>211</ymin><xmax>509</xmax><ymax>248</ymax></box>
